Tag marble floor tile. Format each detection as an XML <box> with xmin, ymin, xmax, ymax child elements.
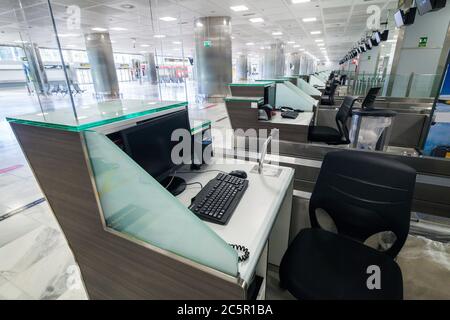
<box><xmin>0</xmin><ymin>177</ymin><xmax>43</xmax><ymax>211</ymax></box>
<box><xmin>0</xmin><ymin>275</ymin><xmax>32</xmax><ymax>300</ymax></box>
<box><xmin>8</xmin><ymin>245</ymin><xmax>80</xmax><ymax>300</ymax></box>
<box><xmin>0</xmin><ymin>225</ymin><xmax>65</xmax><ymax>280</ymax></box>
<box><xmin>22</xmin><ymin>202</ymin><xmax>61</xmax><ymax>230</ymax></box>
<box><xmin>0</xmin><ymin>213</ymin><xmax>40</xmax><ymax>248</ymax></box>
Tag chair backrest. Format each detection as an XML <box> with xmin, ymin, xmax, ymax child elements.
<box><xmin>309</xmin><ymin>150</ymin><xmax>416</xmax><ymax>257</ymax></box>
<box><xmin>335</xmin><ymin>95</ymin><xmax>358</xmax><ymax>143</ymax></box>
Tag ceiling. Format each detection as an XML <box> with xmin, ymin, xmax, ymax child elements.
<box><xmin>0</xmin><ymin>0</ymin><xmax>400</xmax><ymax>63</ymax></box>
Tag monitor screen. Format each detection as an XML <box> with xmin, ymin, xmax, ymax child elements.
<box><xmin>416</xmin><ymin>0</ymin><xmax>433</xmax><ymax>15</ymax></box>
<box><xmin>394</xmin><ymin>10</ymin><xmax>404</xmax><ymax>28</ymax></box>
<box><xmin>121</xmin><ymin>110</ymin><xmax>191</xmax><ymax>182</ymax></box>
<box><xmin>372</xmin><ymin>32</ymin><xmax>381</xmax><ymax>45</ymax></box>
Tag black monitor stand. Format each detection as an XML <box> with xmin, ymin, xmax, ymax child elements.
<box><xmin>161</xmin><ymin>176</ymin><xmax>187</xmax><ymax>196</ymax></box>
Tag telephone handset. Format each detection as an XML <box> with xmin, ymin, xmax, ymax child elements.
<box><xmin>258</xmin><ymin>104</ymin><xmax>273</xmax><ymax>121</ymax></box>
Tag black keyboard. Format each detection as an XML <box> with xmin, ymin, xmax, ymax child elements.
<box><xmin>281</xmin><ymin>111</ymin><xmax>299</xmax><ymax>119</ymax></box>
<box><xmin>188</xmin><ymin>173</ymin><xmax>248</xmax><ymax>225</ymax></box>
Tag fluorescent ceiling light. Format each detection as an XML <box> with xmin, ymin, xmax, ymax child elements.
<box><xmin>310</xmin><ymin>31</ymin><xmax>321</xmax><ymax>35</ymax></box>
<box><xmin>292</xmin><ymin>0</ymin><xmax>310</xmax><ymax>3</ymax></box>
<box><xmin>302</xmin><ymin>17</ymin><xmax>316</xmax><ymax>22</ymax></box>
<box><xmin>141</xmin><ymin>44</ymin><xmax>150</xmax><ymax>47</ymax></box>
<box><xmin>246</xmin><ymin>42</ymin><xmax>255</xmax><ymax>45</ymax></box>
<box><xmin>230</xmin><ymin>5</ymin><xmax>249</xmax><ymax>12</ymax></box>
<box><xmin>91</xmin><ymin>27</ymin><xmax>108</xmax><ymax>32</ymax></box>
<box><xmin>287</xmin><ymin>41</ymin><xmax>295</xmax><ymax>44</ymax></box>
<box><xmin>272</xmin><ymin>31</ymin><xmax>283</xmax><ymax>36</ymax></box>
<box><xmin>173</xmin><ymin>41</ymin><xmax>182</xmax><ymax>45</ymax></box>
<box><xmin>154</xmin><ymin>34</ymin><xmax>166</xmax><ymax>38</ymax></box>
<box><xmin>110</xmin><ymin>27</ymin><xmax>127</xmax><ymax>31</ymax></box>
<box><xmin>315</xmin><ymin>39</ymin><xmax>323</xmax><ymax>42</ymax></box>
<box><xmin>293</xmin><ymin>44</ymin><xmax>301</xmax><ymax>48</ymax></box>
<box><xmin>317</xmin><ymin>43</ymin><xmax>324</xmax><ymax>47</ymax></box>
<box><xmin>249</xmin><ymin>18</ymin><xmax>264</xmax><ymax>23</ymax></box>
<box><xmin>160</xmin><ymin>16</ymin><xmax>177</xmax><ymax>22</ymax></box>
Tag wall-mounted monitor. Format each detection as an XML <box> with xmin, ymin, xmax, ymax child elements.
<box><xmin>417</xmin><ymin>0</ymin><xmax>446</xmax><ymax>16</ymax></box>
<box><xmin>394</xmin><ymin>9</ymin><xmax>405</xmax><ymax>27</ymax></box>
<box><xmin>380</xmin><ymin>30</ymin><xmax>389</xmax><ymax>41</ymax></box>
<box><xmin>372</xmin><ymin>32</ymin><xmax>381</xmax><ymax>46</ymax></box>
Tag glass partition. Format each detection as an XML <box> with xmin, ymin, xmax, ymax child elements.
<box><xmin>83</xmin><ymin>129</ymin><xmax>238</xmax><ymax>276</ymax></box>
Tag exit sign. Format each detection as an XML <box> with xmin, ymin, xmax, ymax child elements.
<box><xmin>203</xmin><ymin>40</ymin><xmax>212</xmax><ymax>48</ymax></box>
<box><xmin>419</xmin><ymin>37</ymin><xmax>428</xmax><ymax>48</ymax></box>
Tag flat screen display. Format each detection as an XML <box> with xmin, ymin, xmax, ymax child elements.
<box><xmin>394</xmin><ymin>10</ymin><xmax>404</xmax><ymax>28</ymax></box>
<box><xmin>416</xmin><ymin>0</ymin><xmax>433</xmax><ymax>15</ymax></box>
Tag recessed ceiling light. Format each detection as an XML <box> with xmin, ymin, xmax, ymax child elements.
<box><xmin>293</xmin><ymin>44</ymin><xmax>300</xmax><ymax>48</ymax></box>
<box><xmin>120</xmin><ymin>4</ymin><xmax>135</xmax><ymax>9</ymax></box>
<box><xmin>292</xmin><ymin>0</ymin><xmax>311</xmax><ymax>3</ymax></box>
<box><xmin>160</xmin><ymin>17</ymin><xmax>177</xmax><ymax>22</ymax></box>
<box><xmin>246</xmin><ymin>42</ymin><xmax>255</xmax><ymax>46</ymax></box>
<box><xmin>272</xmin><ymin>31</ymin><xmax>283</xmax><ymax>36</ymax></box>
<box><xmin>110</xmin><ymin>27</ymin><xmax>127</xmax><ymax>31</ymax></box>
<box><xmin>92</xmin><ymin>27</ymin><xmax>108</xmax><ymax>32</ymax></box>
<box><xmin>310</xmin><ymin>31</ymin><xmax>321</xmax><ymax>35</ymax></box>
<box><xmin>141</xmin><ymin>44</ymin><xmax>150</xmax><ymax>47</ymax></box>
<box><xmin>249</xmin><ymin>18</ymin><xmax>264</xmax><ymax>23</ymax></box>
<box><xmin>287</xmin><ymin>41</ymin><xmax>295</xmax><ymax>44</ymax></box>
<box><xmin>317</xmin><ymin>43</ymin><xmax>324</xmax><ymax>47</ymax></box>
<box><xmin>173</xmin><ymin>41</ymin><xmax>182</xmax><ymax>45</ymax></box>
<box><xmin>154</xmin><ymin>34</ymin><xmax>166</xmax><ymax>38</ymax></box>
<box><xmin>230</xmin><ymin>5</ymin><xmax>249</xmax><ymax>12</ymax></box>
<box><xmin>302</xmin><ymin>17</ymin><xmax>316</xmax><ymax>22</ymax></box>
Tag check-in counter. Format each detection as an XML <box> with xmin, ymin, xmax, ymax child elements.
<box><xmin>7</xmin><ymin>99</ymin><xmax>294</xmax><ymax>300</ymax></box>
<box><xmin>228</xmin><ymin>81</ymin><xmax>276</xmax><ymax>106</ymax></box>
<box><xmin>225</xmin><ymin>96</ymin><xmax>314</xmax><ymax>143</ymax></box>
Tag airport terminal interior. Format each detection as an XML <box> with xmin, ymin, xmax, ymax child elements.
<box><xmin>0</xmin><ymin>0</ymin><xmax>449</xmax><ymax>300</ymax></box>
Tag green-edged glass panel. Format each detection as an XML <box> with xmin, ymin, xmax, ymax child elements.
<box><xmin>256</xmin><ymin>79</ymin><xmax>286</xmax><ymax>84</ymax></box>
<box><xmin>224</xmin><ymin>96</ymin><xmax>264</xmax><ymax>103</ymax></box>
<box><xmin>6</xmin><ymin>99</ymin><xmax>188</xmax><ymax>132</ymax></box>
<box><xmin>228</xmin><ymin>81</ymin><xmax>275</xmax><ymax>87</ymax></box>
<box><xmin>83</xmin><ymin>130</ymin><xmax>238</xmax><ymax>276</ymax></box>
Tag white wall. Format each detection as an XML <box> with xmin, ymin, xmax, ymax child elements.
<box><xmin>357</xmin><ymin>46</ymin><xmax>380</xmax><ymax>74</ymax></box>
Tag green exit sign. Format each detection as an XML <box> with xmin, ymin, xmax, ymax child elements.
<box><xmin>203</xmin><ymin>40</ymin><xmax>212</xmax><ymax>48</ymax></box>
<box><xmin>419</xmin><ymin>37</ymin><xmax>428</xmax><ymax>48</ymax></box>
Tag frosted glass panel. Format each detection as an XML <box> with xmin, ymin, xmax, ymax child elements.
<box><xmin>83</xmin><ymin>130</ymin><xmax>238</xmax><ymax>276</ymax></box>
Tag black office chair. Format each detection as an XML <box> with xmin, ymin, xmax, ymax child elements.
<box><xmin>320</xmin><ymin>82</ymin><xmax>338</xmax><ymax>105</ymax></box>
<box><xmin>308</xmin><ymin>95</ymin><xmax>358</xmax><ymax>145</ymax></box>
<box><xmin>279</xmin><ymin>151</ymin><xmax>416</xmax><ymax>300</ymax></box>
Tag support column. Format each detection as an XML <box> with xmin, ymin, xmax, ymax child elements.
<box><xmin>289</xmin><ymin>52</ymin><xmax>301</xmax><ymax>75</ymax></box>
<box><xmin>84</xmin><ymin>32</ymin><xmax>120</xmax><ymax>98</ymax></box>
<box><xmin>194</xmin><ymin>16</ymin><xmax>232</xmax><ymax>101</ymax></box>
<box><xmin>263</xmin><ymin>41</ymin><xmax>285</xmax><ymax>78</ymax></box>
<box><xmin>144</xmin><ymin>52</ymin><xmax>158</xmax><ymax>84</ymax></box>
<box><xmin>236</xmin><ymin>54</ymin><xmax>248</xmax><ymax>81</ymax></box>
<box><xmin>23</xmin><ymin>43</ymin><xmax>48</xmax><ymax>94</ymax></box>
<box><xmin>387</xmin><ymin>2</ymin><xmax>450</xmax><ymax>97</ymax></box>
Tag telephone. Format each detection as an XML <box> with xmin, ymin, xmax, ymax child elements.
<box><xmin>258</xmin><ymin>104</ymin><xmax>273</xmax><ymax>121</ymax></box>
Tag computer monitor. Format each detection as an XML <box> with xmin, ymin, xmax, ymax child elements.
<box><xmin>362</xmin><ymin>87</ymin><xmax>382</xmax><ymax>110</ymax></box>
<box><xmin>394</xmin><ymin>9</ymin><xmax>405</xmax><ymax>28</ymax></box>
<box><xmin>265</xmin><ymin>85</ymin><xmax>276</xmax><ymax>107</ymax></box>
<box><xmin>121</xmin><ymin>109</ymin><xmax>191</xmax><ymax>195</ymax></box>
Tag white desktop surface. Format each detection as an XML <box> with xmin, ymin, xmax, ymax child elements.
<box><xmin>176</xmin><ymin>159</ymin><xmax>294</xmax><ymax>284</ymax></box>
<box><xmin>266</xmin><ymin>111</ymin><xmax>313</xmax><ymax>126</ymax></box>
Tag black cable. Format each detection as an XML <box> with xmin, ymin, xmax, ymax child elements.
<box><xmin>177</xmin><ymin>169</ymin><xmax>228</xmax><ymax>175</ymax></box>
<box><xmin>183</xmin><ymin>182</ymin><xmax>203</xmax><ymax>189</ymax></box>
<box><xmin>229</xmin><ymin>244</ymin><xmax>250</xmax><ymax>263</ymax></box>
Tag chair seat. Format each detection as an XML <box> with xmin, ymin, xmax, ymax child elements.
<box><xmin>308</xmin><ymin>126</ymin><xmax>343</xmax><ymax>144</ymax></box>
<box><xmin>279</xmin><ymin>229</ymin><xmax>403</xmax><ymax>300</ymax></box>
